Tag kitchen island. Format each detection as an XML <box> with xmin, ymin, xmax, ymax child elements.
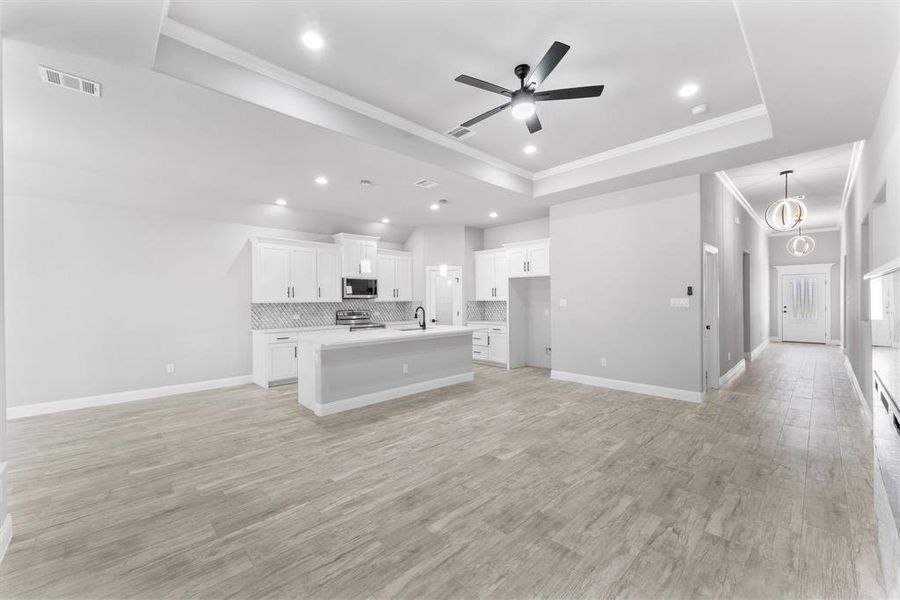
<box><xmin>297</xmin><ymin>325</ymin><xmax>474</xmax><ymax>416</ymax></box>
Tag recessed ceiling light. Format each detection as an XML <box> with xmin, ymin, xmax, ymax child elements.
<box><xmin>275</xmin><ymin>198</ymin><xmax>287</xmax><ymax>206</ymax></box>
<box><xmin>489</xmin><ymin>212</ymin><xmax>498</xmax><ymax>218</ymax></box>
<box><xmin>381</xmin><ymin>217</ymin><xmax>390</xmax><ymax>224</ymax></box>
<box><xmin>301</xmin><ymin>31</ymin><xmax>324</xmax><ymax>50</ymax></box>
<box><xmin>314</xmin><ymin>175</ymin><xmax>328</xmax><ymax>185</ymax></box>
<box><xmin>523</xmin><ymin>145</ymin><xmax>537</xmax><ymax>154</ymax></box>
<box><xmin>677</xmin><ymin>83</ymin><xmax>699</xmax><ymax>98</ymax></box>
<box><xmin>429</xmin><ymin>203</ymin><xmax>440</xmax><ymax>211</ymax></box>
<box><xmin>691</xmin><ymin>103</ymin><xmax>708</xmax><ymax>116</ymax></box>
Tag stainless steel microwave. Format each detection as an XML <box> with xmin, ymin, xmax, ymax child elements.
<box><xmin>343</xmin><ymin>278</ymin><xmax>378</xmax><ymax>299</ymax></box>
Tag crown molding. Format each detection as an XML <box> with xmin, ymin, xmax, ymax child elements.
<box><xmin>715</xmin><ymin>169</ymin><xmax>768</xmax><ymax>230</ymax></box>
<box><xmin>840</xmin><ymin>139</ymin><xmax>865</xmax><ymax>214</ymax></box>
<box><xmin>159</xmin><ymin>18</ymin><xmax>533</xmax><ymax>180</ymax></box>
<box><xmin>535</xmin><ymin>104</ymin><xmax>769</xmax><ymax>181</ymax></box>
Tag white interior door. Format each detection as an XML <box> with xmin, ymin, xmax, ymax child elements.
<box><xmin>782</xmin><ymin>273</ymin><xmax>827</xmax><ymax>343</ymax></box>
<box><xmin>426</xmin><ymin>267</ymin><xmax>462</xmax><ymax>326</ymax></box>
<box><xmin>871</xmin><ymin>276</ymin><xmax>893</xmax><ymax>347</ymax></box>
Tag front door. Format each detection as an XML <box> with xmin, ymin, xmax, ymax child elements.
<box><xmin>782</xmin><ymin>273</ymin><xmax>827</xmax><ymax>343</ymax></box>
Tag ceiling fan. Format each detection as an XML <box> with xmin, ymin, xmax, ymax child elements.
<box><xmin>454</xmin><ymin>41</ymin><xmax>604</xmax><ymax>134</ymax></box>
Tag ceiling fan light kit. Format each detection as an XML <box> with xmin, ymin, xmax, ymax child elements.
<box><xmin>454</xmin><ymin>41</ymin><xmax>605</xmax><ymax>134</ymax></box>
<box><xmin>765</xmin><ymin>169</ymin><xmax>808</xmax><ymax>232</ymax></box>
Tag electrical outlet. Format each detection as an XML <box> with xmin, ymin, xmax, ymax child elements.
<box><xmin>727</xmin><ymin>352</ymin><xmax>731</xmax><ymax>361</ymax></box>
<box><xmin>166</xmin><ymin>364</ymin><xmax>175</xmax><ymax>374</ymax></box>
<box><xmin>292</xmin><ymin>314</ymin><xmax>301</xmax><ymax>320</ymax></box>
<box><xmin>601</xmin><ymin>358</ymin><xmax>607</xmax><ymax>367</ymax></box>
<box><xmin>559</xmin><ymin>298</ymin><xmax>568</xmax><ymax>307</ymax></box>
<box><xmin>545</xmin><ymin>347</ymin><xmax>552</xmax><ymax>355</ymax></box>
<box><xmin>544</xmin><ymin>309</ymin><xmax>550</xmax><ymax>317</ymax></box>
<box><xmin>402</xmin><ymin>363</ymin><xmax>409</xmax><ymax>374</ymax></box>
<box><xmin>373</xmin><ymin>311</ymin><xmax>380</xmax><ymax>317</ymax></box>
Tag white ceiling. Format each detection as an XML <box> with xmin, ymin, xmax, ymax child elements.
<box><xmin>2</xmin><ymin>41</ymin><xmax>545</xmax><ymax>241</ymax></box>
<box><xmin>725</xmin><ymin>144</ymin><xmax>854</xmax><ymax>230</ymax></box>
<box><xmin>166</xmin><ymin>0</ymin><xmax>762</xmax><ymax>172</ymax></box>
<box><xmin>1</xmin><ymin>0</ymin><xmax>899</xmax><ymax>238</ymax></box>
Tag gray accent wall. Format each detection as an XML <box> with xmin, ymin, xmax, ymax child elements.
<box><xmin>769</xmin><ymin>230</ymin><xmax>841</xmax><ymax>341</ymax></box>
<box><xmin>550</xmin><ymin>176</ymin><xmax>703</xmax><ymax>393</ymax></box>
<box><xmin>701</xmin><ymin>175</ymin><xmax>771</xmax><ymax>377</ymax></box>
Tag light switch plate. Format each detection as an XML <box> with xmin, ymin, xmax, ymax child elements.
<box><xmin>670</xmin><ymin>298</ymin><xmax>690</xmax><ymax>308</ymax></box>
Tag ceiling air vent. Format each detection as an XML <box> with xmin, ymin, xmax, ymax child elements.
<box><xmin>414</xmin><ymin>178</ymin><xmax>440</xmax><ymax>189</ymax></box>
<box><xmin>445</xmin><ymin>125</ymin><xmax>476</xmax><ymax>141</ymax></box>
<box><xmin>38</xmin><ymin>65</ymin><xmax>102</xmax><ymax>97</ymax></box>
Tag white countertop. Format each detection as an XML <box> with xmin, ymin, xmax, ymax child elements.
<box><xmin>254</xmin><ymin>320</ymin><xmax>419</xmax><ymax>334</ymax></box>
<box><xmin>297</xmin><ymin>325</ymin><xmax>473</xmax><ymax>349</ymax></box>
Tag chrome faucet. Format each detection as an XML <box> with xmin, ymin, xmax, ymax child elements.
<box><xmin>415</xmin><ymin>306</ymin><xmax>426</xmax><ymax>329</ymax></box>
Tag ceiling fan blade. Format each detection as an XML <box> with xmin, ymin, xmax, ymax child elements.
<box><xmin>526</xmin><ymin>41</ymin><xmax>570</xmax><ymax>87</ymax></box>
<box><xmin>454</xmin><ymin>75</ymin><xmax>513</xmax><ymax>97</ymax></box>
<box><xmin>526</xmin><ymin>113</ymin><xmax>542</xmax><ymax>134</ymax></box>
<box><xmin>535</xmin><ymin>85</ymin><xmax>605</xmax><ymax>101</ymax></box>
<box><xmin>460</xmin><ymin>103</ymin><xmax>510</xmax><ymax>128</ymax></box>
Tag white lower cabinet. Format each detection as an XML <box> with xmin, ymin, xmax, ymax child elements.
<box><xmin>253</xmin><ymin>331</ymin><xmax>300</xmax><ymax>387</ymax></box>
<box><xmin>469</xmin><ymin>322</ymin><xmax>508</xmax><ymax>367</ymax></box>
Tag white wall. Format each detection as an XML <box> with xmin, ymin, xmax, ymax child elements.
<box><xmin>550</xmin><ymin>176</ymin><xmax>703</xmax><ymax>394</ymax></box>
<box><xmin>769</xmin><ymin>230</ymin><xmax>841</xmax><ymax>341</ymax></box>
<box><xmin>3</xmin><ymin>196</ymin><xmax>341</xmax><ymax>408</ymax></box>
<box><xmin>0</xmin><ymin>30</ymin><xmax>9</xmax><ymax>551</ymax></box>
<box><xmin>404</xmin><ymin>226</ymin><xmax>481</xmax><ymax>305</ymax></box>
<box><xmin>700</xmin><ymin>175</ymin><xmax>771</xmax><ymax>376</ymax></box>
<box><xmin>483</xmin><ymin>217</ymin><xmax>549</xmax><ymax>249</ymax></box>
<box><xmin>523</xmin><ymin>278</ymin><xmax>551</xmax><ymax>368</ymax></box>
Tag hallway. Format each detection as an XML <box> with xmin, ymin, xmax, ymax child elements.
<box><xmin>0</xmin><ymin>343</ymin><xmax>885</xmax><ymax>598</ymax></box>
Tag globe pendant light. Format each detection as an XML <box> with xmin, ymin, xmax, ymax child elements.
<box><xmin>765</xmin><ymin>169</ymin><xmax>807</xmax><ymax>232</ymax></box>
<box><xmin>786</xmin><ymin>226</ymin><xmax>816</xmax><ymax>257</ymax></box>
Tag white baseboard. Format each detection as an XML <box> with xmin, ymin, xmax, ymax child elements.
<box><xmin>7</xmin><ymin>375</ymin><xmax>254</xmax><ymax>420</ymax></box>
<box><xmin>300</xmin><ymin>372</ymin><xmax>475</xmax><ymax>416</ymax></box>
<box><xmin>844</xmin><ymin>355</ymin><xmax>871</xmax><ymax>424</ymax></box>
<box><xmin>550</xmin><ymin>370</ymin><xmax>703</xmax><ymax>403</ymax></box>
<box><xmin>750</xmin><ymin>338</ymin><xmax>770</xmax><ymax>360</ymax></box>
<box><xmin>719</xmin><ymin>359</ymin><xmax>746</xmax><ymax>387</ymax></box>
<box><xmin>0</xmin><ymin>513</ymin><xmax>11</xmax><ymax>566</ymax></box>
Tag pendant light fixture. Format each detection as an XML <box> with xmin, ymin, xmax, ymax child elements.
<box><xmin>786</xmin><ymin>226</ymin><xmax>816</xmax><ymax>257</ymax></box>
<box><xmin>765</xmin><ymin>170</ymin><xmax>807</xmax><ymax>232</ymax></box>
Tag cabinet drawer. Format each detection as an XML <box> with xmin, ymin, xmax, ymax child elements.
<box><xmin>486</xmin><ymin>324</ymin><xmax>507</xmax><ymax>334</ymax></box>
<box><xmin>267</xmin><ymin>333</ymin><xmax>299</xmax><ymax>344</ymax></box>
<box><xmin>472</xmin><ymin>331</ymin><xmax>489</xmax><ymax>346</ymax></box>
<box><xmin>472</xmin><ymin>348</ymin><xmax>488</xmax><ymax>359</ymax></box>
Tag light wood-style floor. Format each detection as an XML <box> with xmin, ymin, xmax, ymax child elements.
<box><xmin>0</xmin><ymin>343</ymin><xmax>886</xmax><ymax>599</ymax></box>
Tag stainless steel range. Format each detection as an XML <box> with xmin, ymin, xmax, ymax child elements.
<box><xmin>335</xmin><ymin>309</ymin><xmax>386</xmax><ymax>332</ymax></box>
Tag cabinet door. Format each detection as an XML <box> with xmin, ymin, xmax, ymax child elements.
<box><xmin>289</xmin><ymin>247</ymin><xmax>318</xmax><ymax>302</ymax></box>
<box><xmin>257</xmin><ymin>244</ymin><xmax>292</xmax><ymax>302</ymax></box>
<box><xmin>488</xmin><ymin>333</ymin><xmax>508</xmax><ymax>364</ymax></box>
<box><xmin>376</xmin><ymin>255</ymin><xmax>396</xmax><ymax>301</ymax></box>
<box><xmin>527</xmin><ymin>242</ymin><xmax>550</xmax><ymax>276</ymax></box>
<box><xmin>474</xmin><ymin>253</ymin><xmax>495</xmax><ymax>300</ymax></box>
<box><xmin>395</xmin><ymin>255</ymin><xmax>412</xmax><ymax>301</ymax></box>
<box><xmin>507</xmin><ymin>247</ymin><xmax>528</xmax><ymax>278</ymax></box>
<box><xmin>268</xmin><ymin>343</ymin><xmax>298</xmax><ymax>382</ymax></box>
<box><xmin>316</xmin><ymin>247</ymin><xmax>342</xmax><ymax>302</ymax></box>
<box><xmin>361</xmin><ymin>242</ymin><xmax>378</xmax><ymax>277</ymax></box>
<box><xmin>493</xmin><ymin>252</ymin><xmax>509</xmax><ymax>300</ymax></box>
<box><xmin>341</xmin><ymin>241</ymin><xmax>361</xmax><ymax>277</ymax></box>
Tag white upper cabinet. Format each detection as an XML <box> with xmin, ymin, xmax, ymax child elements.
<box><xmin>505</xmin><ymin>239</ymin><xmax>550</xmax><ymax>278</ymax></box>
<box><xmin>474</xmin><ymin>249</ymin><xmax>508</xmax><ymax>300</ymax></box>
<box><xmin>252</xmin><ymin>238</ymin><xmax>342</xmax><ymax>303</ymax></box>
<box><xmin>257</xmin><ymin>243</ymin><xmax>293</xmax><ymax>302</ymax></box>
<box><xmin>375</xmin><ymin>250</ymin><xmax>413</xmax><ymax>301</ymax></box>
<box><xmin>333</xmin><ymin>233</ymin><xmax>379</xmax><ymax>278</ymax></box>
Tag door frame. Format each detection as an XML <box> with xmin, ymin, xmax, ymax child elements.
<box><xmin>702</xmin><ymin>243</ymin><xmax>720</xmax><ymax>391</ymax></box>
<box><xmin>775</xmin><ymin>263</ymin><xmax>835</xmax><ymax>343</ymax></box>
<box><xmin>425</xmin><ymin>265</ymin><xmax>463</xmax><ymax>326</ymax></box>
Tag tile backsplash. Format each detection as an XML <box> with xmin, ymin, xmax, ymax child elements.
<box><xmin>252</xmin><ymin>300</ymin><xmax>421</xmax><ymax>329</ymax></box>
<box><xmin>466</xmin><ymin>301</ymin><xmax>507</xmax><ymax>322</ymax></box>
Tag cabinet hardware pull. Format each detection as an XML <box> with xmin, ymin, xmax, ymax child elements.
<box><xmin>276</xmin><ymin>337</ymin><xmax>289</xmax><ymax>340</ymax></box>
<box><xmin>294</xmin><ymin>347</ymin><xmax>297</xmax><ymax>358</ymax></box>
<box><xmin>318</xmin><ymin>286</ymin><xmax>321</xmax><ymax>298</ymax></box>
<box><xmin>287</xmin><ymin>286</ymin><xmax>290</xmax><ymax>298</ymax></box>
